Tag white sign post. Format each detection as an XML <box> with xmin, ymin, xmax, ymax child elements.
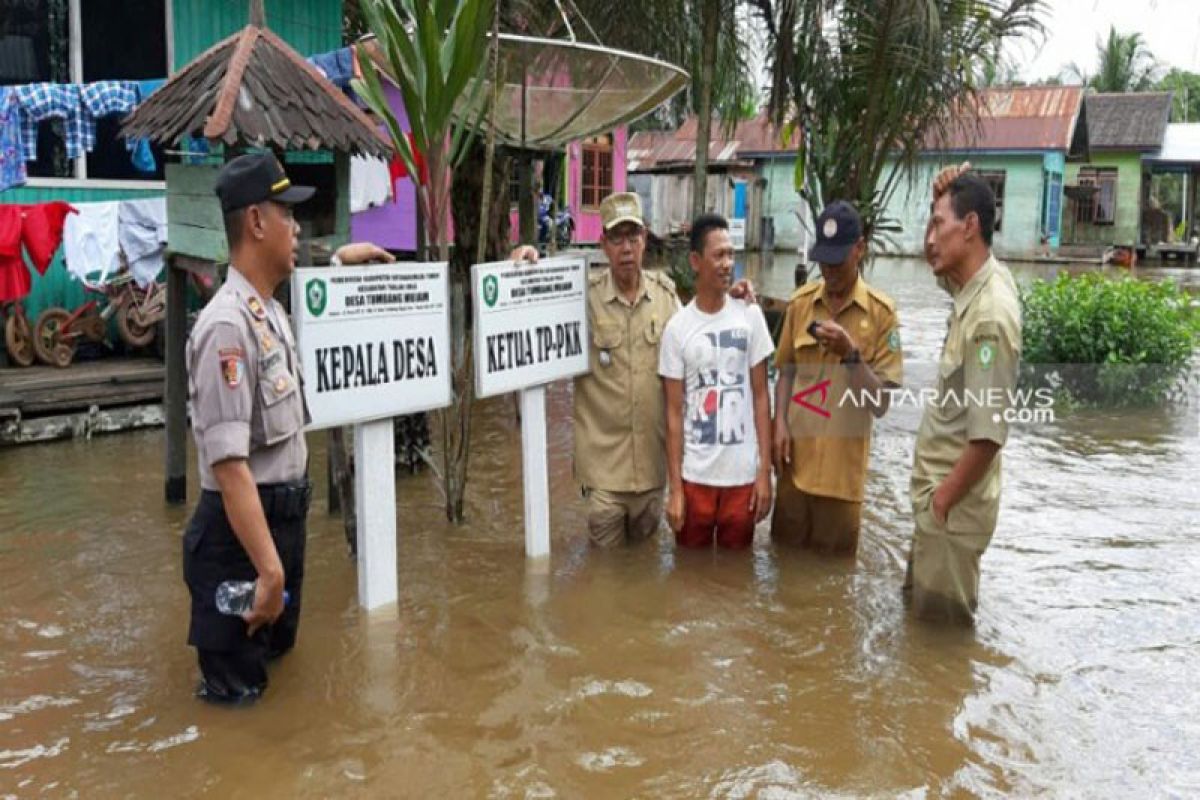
<box><xmin>293</xmin><ymin>263</ymin><xmax>452</xmax><ymax>610</ymax></box>
<box><xmin>472</xmin><ymin>256</ymin><xmax>589</xmax><ymax>558</ymax></box>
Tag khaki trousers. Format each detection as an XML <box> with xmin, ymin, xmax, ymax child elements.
<box><xmin>584</xmin><ymin>486</ymin><xmax>664</xmax><ymax>547</ymax></box>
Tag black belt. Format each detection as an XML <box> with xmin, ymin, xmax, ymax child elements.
<box><xmin>200</xmin><ymin>479</ymin><xmax>312</xmax><ymax>521</ymax></box>
<box><xmin>257</xmin><ymin>479</ymin><xmax>312</xmax><ymax>520</ymax></box>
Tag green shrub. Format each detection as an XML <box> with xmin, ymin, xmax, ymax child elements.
<box><xmin>1020</xmin><ymin>272</ymin><xmax>1198</xmax><ymax>405</ymax></box>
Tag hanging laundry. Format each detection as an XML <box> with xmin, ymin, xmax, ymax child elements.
<box><xmin>127</xmin><ymin>80</ymin><xmax>166</xmax><ymax>174</ymax></box>
<box><xmin>79</xmin><ymin>80</ymin><xmax>139</xmax><ymax>152</ymax></box>
<box><xmin>62</xmin><ymin>201</ymin><xmax>120</xmax><ymax>285</ymax></box>
<box><xmin>308</xmin><ymin>47</ymin><xmax>354</xmax><ymax>89</ymax></box>
<box><xmin>21</xmin><ymin>201</ymin><xmax>76</xmax><ymax>275</ymax></box>
<box><xmin>391</xmin><ymin>132</ymin><xmax>427</xmax><ymax>186</ymax></box>
<box><xmin>118</xmin><ymin>198</ymin><xmax>167</xmax><ymax>288</ymax></box>
<box><xmin>0</xmin><ymin>89</ymin><xmax>27</xmax><ymax>192</ymax></box>
<box><xmin>0</xmin><ymin>205</ymin><xmax>30</xmax><ymax>303</ymax></box>
<box><xmin>350</xmin><ymin>155</ymin><xmax>393</xmax><ymax>212</ymax></box>
<box><xmin>15</xmin><ymin>83</ymin><xmax>86</xmax><ymax>161</ymax></box>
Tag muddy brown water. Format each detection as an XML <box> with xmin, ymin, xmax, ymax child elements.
<box><xmin>1</xmin><ymin>256</ymin><xmax>1197</xmax><ymax>798</ymax></box>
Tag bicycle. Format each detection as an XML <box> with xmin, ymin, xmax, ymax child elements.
<box><xmin>33</xmin><ymin>271</ymin><xmax>166</xmax><ymax>368</ymax></box>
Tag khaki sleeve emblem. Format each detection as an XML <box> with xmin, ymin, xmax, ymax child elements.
<box><xmin>887</xmin><ymin>329</ymin><xmax>901</xmax><ymax>352</ymax></box>
<box><xmin>977</xmin><ymin>340</ymin><xmax>996</xmax><ymax>371</ymax></box>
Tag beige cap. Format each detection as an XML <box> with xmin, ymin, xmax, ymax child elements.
<box><xmin>599</xmin><ymin>192</ymin><xmax>644</xmax><ymax>231</ymax></box>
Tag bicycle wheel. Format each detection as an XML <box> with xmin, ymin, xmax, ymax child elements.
<box><xmin>5</xmin><ymin>310</ymin><xmax>35</xmax><ymax>367</ymax></box>
<box><xmin>33</xmin><ymin>308</ymin><xmax>76</xmax><ymax>368</ymax></box>
<box><xmin>117</xmin><ymin>303</ymin><xmax>156</xmax><ymax>349</ymax></box>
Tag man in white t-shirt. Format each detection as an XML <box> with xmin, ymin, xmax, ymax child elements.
<box><xmin>659</xmin><ymin>214</ymin><xmax>774</xmax><ymax>549</ymax></box>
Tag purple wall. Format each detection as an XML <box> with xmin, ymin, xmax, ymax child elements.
<box><xmin>350</xmin><ymin>84</ymin><xmax>418</xmax><ymax>252</ymax></box>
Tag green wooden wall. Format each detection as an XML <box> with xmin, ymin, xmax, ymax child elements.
<box><xmin>1065</xmin><ymin>151</ymin><xmax>1144</xmax><ymax>247</ymax></box>
<box><xmin>171</xmin><ymin>0</ymin><xmax>342</xmax><ymax>69</ymax></box>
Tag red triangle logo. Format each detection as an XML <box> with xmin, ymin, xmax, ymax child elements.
<box><xmin>792</xmin><ymin>378</ymin><xmax>832</xmax><ymax>418</ymax></box>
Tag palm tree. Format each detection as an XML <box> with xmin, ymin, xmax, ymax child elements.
<box><xmin>749</xmin><ymin>0</ymin><xmax>1045</xmax><ymax>247</ymax></box>
<box><xmin>1065</xmin><ymin>26</ymin><xmax>1159</xmax><ymax>92</ymax></box>
<box><xmin>353</xmin><ymin>0</ymin><xmax>495</xmax><ymax>522</ymax></box>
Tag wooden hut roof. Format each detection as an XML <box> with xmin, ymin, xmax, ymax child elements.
<box><xmin>122</xmin><ymin>24</ymin><xmax>391</xmax><ymax>158</ymax></box>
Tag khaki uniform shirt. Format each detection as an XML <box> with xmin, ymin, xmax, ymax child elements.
<box><xmin>775</xmin><ymin>275</ymin><xmax>903</xmax><ymax>503</ymax></box>
<box><xmin>910</xmin><ymin>254</ymin><xmax>1021</xmax><ymax>533</ymax></box>
<box><xmin>573</xmin><ymin>267</ymin><xmax>681</xmax><ymax>492</ymax></box>
<box><xmin>187</xmin><ymin>266</ymin><xmax>309</xmax><ymax>491</ymax></box>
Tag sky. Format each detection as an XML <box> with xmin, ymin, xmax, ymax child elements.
<box><xmin>1015</xmin><ymin>0</ymin><xmax>1200</xmax><ymax>81</ymax></box>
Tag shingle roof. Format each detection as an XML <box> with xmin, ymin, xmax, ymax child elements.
<box><xmin>1083</xmin><ymin>92</ymin><xmax>1172</xmax><ymax>151</ymax></box>
<box><xmin>121</xmin><ymin>24</ymin><xmax>391</xmax><ymax>158</ymax></box>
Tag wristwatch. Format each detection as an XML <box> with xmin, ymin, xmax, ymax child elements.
<box><xmin>840</xmin><ymin>348</ymin><xmax>862</xmax><ymax>365</ymax></box>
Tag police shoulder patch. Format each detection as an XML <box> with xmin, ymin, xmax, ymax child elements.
<box><xmin>246</xmin><ymin>295</ymin><xmax>267</xmax><ymax>320</ymax></box>
<box><xmin>219</xmin><ymin>347</ymin><xmax>246</xmax><ymax>388</ymax></box>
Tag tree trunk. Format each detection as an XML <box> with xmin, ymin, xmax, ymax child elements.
<box><xmin>691</xmin><ymin>0</ymin><xmax>720</xmax><ymax>221</ymax></box>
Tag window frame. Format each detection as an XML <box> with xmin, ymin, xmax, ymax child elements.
<box><xmin>974</xmin><ymin>169</ymin><xmax>1006</xmax><ymax>233</ymax></box>
<box><xmin>580</xmin><ymin>134</ymin><xmax>613</xmax><ymax>210</ymax></box>
<box><xmin>16</xmin><ymin>0</ymin><xmax>172</xmax><ymax>189</ymax></box>
<box><xmin>1076</xmin><ymin>166</ymin><xmax>1118</xmax><ymax>226</ymax></box>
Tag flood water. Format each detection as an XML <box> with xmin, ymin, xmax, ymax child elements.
<box><xmin>2</xmin><ymin>255</ymin><xmax>1198</xmax><ymax>798</ymax></box>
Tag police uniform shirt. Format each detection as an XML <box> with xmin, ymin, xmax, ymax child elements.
<box><xmin>187</xmin><ymin>266</ymin><xmax>308</xmax><ymax>491</ymax></box>
<box><xmin>573</xmin><ymin>267</ymin><xmax>681</xmax><ymax>493</ymax></box>
<box><xmin>910</xmin><ymin>254</ymin><xmax>1021</xmax><ymax>533</ymax></box>
<box><xmin>774</xmin><ymin>275</ymin><xmax>903</xmax><ymax>503</ymax></box>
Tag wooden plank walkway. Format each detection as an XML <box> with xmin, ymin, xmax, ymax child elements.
<box><xmin>0</xmin><ymin>358</ymin><xmax>164</xmax><ymax>418</ymax></box>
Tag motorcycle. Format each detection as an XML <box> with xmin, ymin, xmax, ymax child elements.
<box><xmin>537</xmin><ymin>195</ymin><xmax>574</xmax><ymax>249</ymax></box>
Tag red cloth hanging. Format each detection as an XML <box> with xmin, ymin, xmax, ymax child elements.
<box><xmin>390</xmin><ymin>132</ymin><xmax>427</xmax><ymax>190</ymax></box>
<box><xmin>0</xmin><ymin>205</ymin><xmax>28</xmax><ymax>303</ymax></box>
<box><xmin>22</xmin><ymin>201</ymin><xmax>76</xmax><ymax>274</ymax></box>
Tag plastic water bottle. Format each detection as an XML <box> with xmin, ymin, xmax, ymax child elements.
<box><xmin>215</xmin><ymin>580</ymin><xmax>291</xmax><ymax>616</ymax></box>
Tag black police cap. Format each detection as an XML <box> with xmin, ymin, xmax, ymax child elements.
<box><xmin>214</xmin><ymin>153</ymin><xmax>315</xmax><ymax>214</ymax></box>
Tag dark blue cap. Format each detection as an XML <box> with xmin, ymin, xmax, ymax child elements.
<box><xmin>809</xmin><ymin>200</ymin><xmax>863</xmax><ymax>265</ymax></box>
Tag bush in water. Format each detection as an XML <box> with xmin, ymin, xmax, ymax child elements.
<box><xmin>1021</xmin><ymin>272</ymin><xmax>1198</xmax><ymax>406</ymax></box>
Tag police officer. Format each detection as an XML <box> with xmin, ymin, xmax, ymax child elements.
<box><xmin>907</xmin><ymin>169</ymin><xmax>1021</xmax><ymax>624</ymax></box>
<box><xmin>183</xmin><ymin>153</ymin><xmax>391</xmax><ymax>703</ymax></box>
<box><xmin>771</xmin><ymin>201</ymin><xmax>903</xmax><ymax>555</ymax></box>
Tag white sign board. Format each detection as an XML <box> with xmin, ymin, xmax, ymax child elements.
<box><xmin>472</xmin><ymin>256</ymin><xmax>589</xmax><ymax>398</ymax></box>
<box><xmin>729</xmin><ymin>217</ymin><xmax>746</xmax><ymax>250</ymax></box>
<box><xmin>292</xmin><ymin>263</ymin><xmax>452</xmax><ymax>430</ymax></box>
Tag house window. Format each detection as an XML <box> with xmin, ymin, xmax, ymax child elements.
<box><xmin>0</xmin><ymin>0</ymin><xmax>168</xmax><ymax>182</ymax></box>
<box><xmin>976</xmin><ymin>170</ymin><xmax>1006</xmax><ymax>232</ymax></box>
<box><xmin>1077</xmin><ymin>167</ymin><xmax>1118</xmax><ymax>225</ymax></box>
<box><xmin>581</xmin><ymin>133</ymin><xmax>613</xmax><ymax>208</ymax></box>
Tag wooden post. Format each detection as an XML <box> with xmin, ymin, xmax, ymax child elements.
<box><xmin>164</xmin><ymin>257</ymin><xmax>188</xmax><ymax>504</ymax></box>
<box><xmin>518</xmin><ymin>155</ymin><xmax>536</xmax><ymax>247</ymax></box>
<box><xmin>519</xmin><ymin>385</ymin><xmax>550</xmax><ymax>559</ymax></box>
<box><xmin>354</xmin><ymin>418</ymin><xmax>397</xmax><ymax>609</ymax></box>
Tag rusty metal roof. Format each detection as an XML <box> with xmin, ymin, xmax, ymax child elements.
<box><xmin>1084</xmin><ymin>92</ymin><xmax>1173</xmax><ymax>151</ymax></box>
<box><xmin>122</xmin><ymin>24</ymin><xmax>391</xmax><ymax>158</ymax></box>
<box><xmin>927</xmin><ymin>85</ymin><xmax>1085</xmax><ymax>152</ymax></box>
<box><xmin>628</xmin><ymin>111</ymin><xmax>797</xmax><ymax>171</ymax></box>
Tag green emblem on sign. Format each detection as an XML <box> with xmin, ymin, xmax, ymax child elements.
<box><xmin>483</xmin><ymin>274</ymin><xmax>499</xmax><ymax>308</ymax></box>
<box><xmin>887</xmin><ymin>329</ymin><xmax>901</xmax><ymax>352</ymax></box>
<box><xmin>978</xmin><ymin>340</ymin><xmax>995</xmax><ymax>370</ymax></box>
<box><xmin>306</xmin><ymin>278</ymin><xmax>327</xmax><ymax>317</ymax></box>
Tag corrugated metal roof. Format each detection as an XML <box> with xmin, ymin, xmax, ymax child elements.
<box><xmin>927</xmin><ymin>86</ymin><xmax>1084</xmax><ymax>152</ymax></box>
<box><xmin>1145</xmin><ymin>123</ymin><xmax>1200</xmax><ymax>164</ymax></box>
<box><xmin>1085</xmin><ymin>92</ymin><xmax>1173</xmax><ymax>151</ymax></box>
<box><xmin>122</xmin><ymin>24</ymin><xmax>391</xmax><ymax>158</ymax></box>
<box><xmin>628</xmin><ymin>111</ymin><xmax>796</xmax><ymax>171</ymax></box>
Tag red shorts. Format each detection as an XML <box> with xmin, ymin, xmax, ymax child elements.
<box><xmin>678</xmin><ymin>480</ymin><xmax>756</xmax><ymax>549</ymax></box>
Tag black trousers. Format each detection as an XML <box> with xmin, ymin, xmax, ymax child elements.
<box><xmin>182</xmin><ymin>481</ymin><xmax>310</xmax><ymax>704</ymax></box>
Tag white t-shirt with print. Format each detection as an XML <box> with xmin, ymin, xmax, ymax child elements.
<box><xmin>658</xmin><ymin>296</ymin><xmax>774</xmax><ymax>487</ymax></box>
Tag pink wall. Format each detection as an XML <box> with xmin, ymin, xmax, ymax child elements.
<box><xmin>507</xmin><ymin>126</ymin><xmax>628</xmax><ymax>245</ymax></box>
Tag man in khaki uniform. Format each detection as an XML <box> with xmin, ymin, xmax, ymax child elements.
<box><xmin>573</xmin><ymin>193</ymin><xmax>680</xmax><ymax>545</ymax></box>
<box><xmin>771</xmin><ymin>201</ymin><xmax>903</xmax><ymax>555</ymax></box>
<box><xmin>908</xmin><ymin>171</ymin><xmax>1022</xmax><ymax>624</ymax></box>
